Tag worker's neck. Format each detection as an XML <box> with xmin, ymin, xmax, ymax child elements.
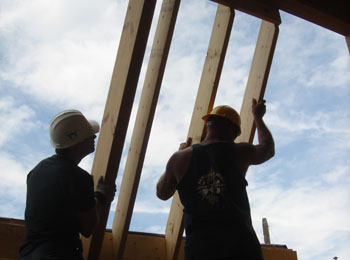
<box><xmin>70</xmin><ymin>153</ymin><xmax>84</xmax><ymax>165</ymax></box>
<box><xmin>202</xmin><ymin>130</ymin><xmax>234</xmax><ymax>144</ymax></box>
<box><xmin>59</xmin><ymin>149</ymin><xmax>85</xmax><ymax>165</ymax></box>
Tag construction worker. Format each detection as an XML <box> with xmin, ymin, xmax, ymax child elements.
<box><xmin>19</xmin><ymin>110</ymin><xmax>116</xmax><ymax>260</ymax></box>
<box><xmin>157</xmin><ymin>99</ymin><xmax>275</xmax><ymax>260</ymax></box>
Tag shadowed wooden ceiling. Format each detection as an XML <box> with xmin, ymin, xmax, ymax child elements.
<box><xmin>212</xmin><ymin>0</ymin><xmax>350</xmax><ymax>36</ymax></box>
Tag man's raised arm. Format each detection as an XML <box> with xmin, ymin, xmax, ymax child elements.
<box><xmin>250</xmin><ymin>98</ymin><xmax>275</xmax><ymax>165</ymax></box>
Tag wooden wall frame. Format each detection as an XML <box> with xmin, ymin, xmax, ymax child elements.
<box><xmin>0</xmin><ymin>1</ymin><xmax>348</xmax><ymax>260</ymax></box>
<box><xmin>79</xmin><ymin>0</ymin><xmax>347</xmax><ymax>259</ymax></box>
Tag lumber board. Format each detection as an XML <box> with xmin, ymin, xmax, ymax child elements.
<box><xmin>81</xmin><ymin>1</ymin><xmax>156</xmax><ymax>259</ymax></box>
<box><xmin>0</xmin><ymin>218</ymin><xmax>25</xmax><ymax>259</ymax></box>
<box><xmin>212</xmin><ymin>0</ymin><xmax>350</xmax><ymax>36</ymax></box>
<box><xmin>262</xmin><ymin>245</ymin><xmax>298</xmax><ymax>260</ymax></box>
<box><xmin>123</xmin><ymin>232</ymin><xmax>167</xmax><ymax>260</ymax></box>
<box><xmin>236</xmin><ymin>20</ymin><xmax>279</xmax><ymax>144</ymax></box>
<box><xmin>111</xmin><ymin>0</ymin><xmax>181</xmax><ymax>259</ymax></box>
<box><xmin>165</xmin><ymin>192</ymin><xmax>185</xmax><ymax>260</ymax></box>
<box><xmin>0</xmin><ymin>217</ymin><xmax>298</xmax><ymax>260</ymax></box>
<box><xmin>100</xmin><ymin>231</ymin><xmax>168</xmax><ymax>260</ymax></box>
<box><xmin>165</xmin><ymin>5</ymin><xmax>235</xmax><ymax>260</ymax></box>
<box><xmin>272</xmin><ymin>0</ymin><xmax>350</xmax><ymax>36</ymax></box>
<box><xmin>213</xmin><ymin>0</ymin><xmax>281</xmax><ymax>25</ymax></box>
<box><xmin>187</xmin><ymin>5</ymin><xmax>235</xmax><ymax>145</ymax></box>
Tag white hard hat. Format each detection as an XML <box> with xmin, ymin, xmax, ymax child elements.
<box><xmin>49</xmin><ymin>110</ymin><xmax>100</xmax><ymax>149</ymax></box>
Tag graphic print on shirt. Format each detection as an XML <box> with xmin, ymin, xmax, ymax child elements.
<box><xmin>196</xmin><ymin>168</ymin><xmax>226</xmax><ymax>206</ymax></box>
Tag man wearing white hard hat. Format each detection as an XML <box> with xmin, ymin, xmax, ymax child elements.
<box><xmin>157</xmin><ymin>99</ymin><xmax>275</xmax><ymax>260</ymax></box>
<box><xmin>19</xmin><ymin>110</ymin><xmax>116</xmax><ymax>260</ymax></box>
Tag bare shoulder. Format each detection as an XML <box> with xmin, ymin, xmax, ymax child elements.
<box><xmin>233</xmin><ymin>142</ymin><xmax>255</xmax><ymax>154</ymax></box>
<box><xmin>234</xmin><ymin>140</ymin><xmax>274</xmax><ymax>166</ymax></box>
<box><xmin>230</xmin><ymin>142</ymin><xmax>256</xmax><ymax>176</ymax></box>
<box><xmin>168</xmin><ymin>146</ymin><xmax>193</xmax><ymax>182</ymax></box>
<box><xmin>170</xmin><ymin>146</ymin><xmax>193</xmax><ymax>164</ymax></box>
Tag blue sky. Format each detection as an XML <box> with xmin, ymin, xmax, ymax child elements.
<box><xmin>1</xmin><ymin>1</ymin><xmax>349</xmax><ymax>260</ymax></box>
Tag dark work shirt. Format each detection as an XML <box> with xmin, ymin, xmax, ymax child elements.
<box><xmin>19</xmin><ymin>154</ymin><xmax>95</xmax><ymax>258</ymax></box>
<box><xmin>177</xmin><ymin>142</ymin><xmax>264</xmax><ymax>260</ymax></box>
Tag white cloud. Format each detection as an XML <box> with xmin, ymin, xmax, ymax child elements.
<box><xmin>0</xmin><ymin>0</ymin><xmax>128</xmax><ymax>116</ymax></box>
<box><xmin>248</xmin><ymin>163</ymin><xmax>350</xmax><ymax>260</ymax></box>
<box><xmin>305</xmin><ymin>54</ymin><xmax>350</xmax><ymax>89</ymax></box>
<box><xmin>144</xmin><ymin>225</ymin><xmax>165</xmax><ymax>234</ymax></box>
<box><xmin>322</xmin><ymin>165</ymin><xmax>349</xmax><ymax>184</ymax></box>
<box><xmin>133</xmin><ymin>203</ymin><xmax>170</xmax><ymax>214</ymax></box>
<box><xmin>264</xmin><ymin>99</ymin><xmax>350</xmax><ymax>151</ymax></box>
<box><xmin>0</xmin><ymin>152</ymin><xmax>28</xmax><ymax>195</ymax></box>
<box><xmin>0</xmin><ymin>151</ymin><xmax>28</xmax><ymax>218</ymax></box>
<box><xmin>0</xmin><ymin>96</ymin><xmax>39</xmax><ymax>147</ymax></box>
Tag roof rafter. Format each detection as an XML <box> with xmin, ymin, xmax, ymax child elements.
<box><xmin>212</xmin><ymin>0</ymin><xmax>350</xmax><ymax>36</ymax></box>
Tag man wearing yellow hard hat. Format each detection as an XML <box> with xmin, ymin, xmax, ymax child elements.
<box><xmin>157</xmin><ymin>99</ymin><xmax>275</xmax><ymax>260</ymax></box>
<box><xmin>19</xmin><ymin>110</ymin><xmax>116</xmax><ymax>260</ymax></box>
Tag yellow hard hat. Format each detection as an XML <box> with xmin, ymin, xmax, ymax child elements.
<box><xmin>202</xmin><ymin>105</ymin><xmax>241</xmax><ymax>136</ymax></box>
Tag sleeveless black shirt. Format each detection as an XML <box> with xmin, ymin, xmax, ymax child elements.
<box><xmin>177</xmin><ymin>142</ymin><xmax>264</xmax><ymax>260</ymax></box>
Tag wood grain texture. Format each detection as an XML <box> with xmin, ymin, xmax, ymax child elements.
<box><xmin>166</xmin><ymin>5</ymin><xmax>235</xmax><ymax>260</ymax></box>
<box><xmin>81</xmin><ymin>1</ymin><xmax>156</xmax><ymax>259</ymax></box>
<box><xmin>112</xmin><ymin>0</ymin><xmax>180</xmax><ymax>258</ymax></box>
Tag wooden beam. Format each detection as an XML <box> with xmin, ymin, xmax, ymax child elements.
<box><xmin>211</xmin><ymin>0</ymin><xmax>350</xmax><ymax>36</ymax></box>
<box><xmin>0</xmin><ymin>218</ymin><xmax>25</xmax><ymax>259</ymax></box>
<box><xmin>165</xmin><ymin>192</ymin><xmax>185</xmax><ymax>260</ymax></box>
<box><xmin>165</xmin><ymin>5</ymin><xmax>235</xmax><ymax>260</ymax></box>
<box><xmin>81</xmin><ymin>1</ymin><xmax>156</xmax><ymax>259</ymax></box>
<box><xmin>111</xmin><ymin>0</ymin><xmax>181</xmax><ymax>259</ymax></box>
<box><xmin>262</xmin><ymin>218</ymin><xmax>271</xmax><ymax>245</ymax></box>
<box><xmin>273</xmin><ymin>0</ymin><xmax>350</xmax><ymax>36</ymax></box>
<box><xmin>187</xmin><ymin>5</ymin><xmax>235</xmax><ymax>145</ymax></box>
<box><xmin>236</xmin><ymin>20</ymin><xmax>279</xmax><ymax>144</ymax></box>
<box><xmin>0</xmin><ymin>217</ymin><xmax>299</xmax><ymax>260</ymax></box>
<box><xmin>213</xmin><ymin>0</ymin><xmax>281</xmax><ymax>25</ymax></box>
<box><xmin>346</xmin><ymin>36</ymin><xmax>350</xmax><ymax>54</ymax></box>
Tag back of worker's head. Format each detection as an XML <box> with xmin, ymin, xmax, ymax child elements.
<box><xmin>202</xmin><ymin>105</ymin><xmax>241</xmax><ymax>137</ymax></box>
<box><xmin>49</xmin><ymin>110</ymin><xmax>100</xmax><ymax>149</ymax></box>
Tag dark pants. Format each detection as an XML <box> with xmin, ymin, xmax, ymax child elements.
<box><xmin>19</xmin><ymin>240</ymin><xmax>84</xmax><ymax>260</ymax></box>
<box><xmin>185</xmin><ymin>256</ymin><xmax>263</xmax><ymax>260</ymax></box>
<box><xmin>184</xmin><ymin>225</ymin><xmax>264</xmax><ymax>260</ymax></box>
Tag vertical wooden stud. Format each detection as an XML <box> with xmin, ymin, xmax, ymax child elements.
<box><xmin>81</xmin><ymin>1</ymin><xmax>156</xmax><ymax>259</ymax></box>
<box><xmin>111</xmin><ymin>0</ymin><xmax>181</xmax><ymax>259</ymax></box>
<box><xmin>262</xmin><ymin>218</ymin><xmax>271</xmax><ymax>244</ymax></box>
<box><xmin>165</xmin><ymin>5</ymin><xmax>235</xmax><ymax>260</ymax></box>
<box><xmin>236</xmin><ymin>20</ymin><xmax>279</xmax><ymax>144</ymax></box>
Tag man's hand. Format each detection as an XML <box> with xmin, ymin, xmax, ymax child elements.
<box><xmin>157</xmin><ymin>137</ymin><xmax>193</xmax><ymax>200</ymax></box>
<box><xmin>179</xmin><ymin>137</ymin><xmax>192</xmax><ymax>150</ymax></box>
<box><xmin>95</xmin><ymin>176</ymin><xmax>116</xmax><ymax>205</ymax></box>
<box><xmin>249</xmin><ymin>98</ymin><xmax>275</xmax><ymax>165</ymax></box>
<box><xmin>252</xmin><ymin>98</ymin><xmax>266</xmax><ymax>120</ymax></box>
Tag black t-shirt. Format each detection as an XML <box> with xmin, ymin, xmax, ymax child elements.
<box><xmin>20</xmin><ymin>154</ymin><xmax>95</xmax><ymax>257</ymax></box>
<box><xmin>177</xmin><ymin>143</ymin><xmax>264</xmax><ymax>260</ymax></box>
